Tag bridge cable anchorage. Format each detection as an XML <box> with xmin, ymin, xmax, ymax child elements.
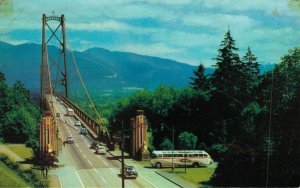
<box><xmin>64</xmin><ymin>26</ymin><xmax>110</xmax><ymax>139</ymax></box>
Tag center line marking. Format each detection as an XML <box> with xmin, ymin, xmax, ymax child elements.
<box><xmin>101</xmin><ymin>177</ymin><xmax>107</xmax><ymax>184</ymax></box>
<box><xmin>83</xmin><ymin>154</ymin><xmax>87</xmax><ymax>158</ymax></box>
<box><xmin>103</xmin><ymin>160</ymin><xmax>108</xmax><ymax>166</ymax></box>
<box><xmin>75</xmin><ymin>171</ymin><xmax>85</xmax><ymax>188</ymax></box>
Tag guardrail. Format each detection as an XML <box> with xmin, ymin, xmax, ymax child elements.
<box><xmin>54</xmin><ymin>92</ymin><xmax>112</xmax><ymax>146</ymax></box>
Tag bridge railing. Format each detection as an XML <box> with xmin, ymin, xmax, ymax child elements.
<box><xmin>54</xmin><ymin>92</ymin><xmax>111</xmax><ymax>146</ymax></box>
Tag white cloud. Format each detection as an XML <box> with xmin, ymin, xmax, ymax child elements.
<box><xmin>116</xmin><ymin>42</ymin><xmax>183</xmax><ymax>57</ymax></box>
<box><xmin>181</xmin><ymin>13</ymin><xmax>258</xmax><ymax>32</ymax></box>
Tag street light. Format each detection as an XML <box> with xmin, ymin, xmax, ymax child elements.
<box><xmin>161</xmin><ymin>124</ymin><xmax>174</xmax><ymax>173</ymax></box>
<box><xmin>114</xmin><ymin>119</ymin><xmax>125</xmax><ymax>188</ymax></box>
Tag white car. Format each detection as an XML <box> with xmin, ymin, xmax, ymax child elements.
<box><xmin>66</xmin><ymin>135</ymin><xmax>75</xmax><ymax>144</ymax></box>
<box><xmin>96</xmin><ymin>146</ymin><xmax>106</xmax><ymax>154</ymax></box>
<box><xmin>75</xmin><ymin>121</ymin><xmax>81</xmax><ymax>126</ymax></box>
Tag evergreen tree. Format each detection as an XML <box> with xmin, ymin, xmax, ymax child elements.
<box><xmin>241</xmin><ymin>47</ymin><xmax>260</xmax><ymax>101</ymax></box>
<box><xmin>190</xmin><ymin>64</ymin><xmax>210</xmax><ymax>91</ymax></box>
<box><xmin>211</xmin><ymin>30</ymin><xmax>242</xmax><ymax>97</ymax></box>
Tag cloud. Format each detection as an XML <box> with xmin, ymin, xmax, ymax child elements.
<box><xmin>116</xmin><ymin>42</ymin><xmax>183</xmax><ymax>57</ymax></box>
<box><xmin>181</xmin><ymin>13</ymin><xmax>257</xmax><ymax>32</ymax></box>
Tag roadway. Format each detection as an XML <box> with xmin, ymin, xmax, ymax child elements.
<box><xmin>49</xmin><ymin>95</ymin><xmax>179</xmax><ymax>188</ymax></box>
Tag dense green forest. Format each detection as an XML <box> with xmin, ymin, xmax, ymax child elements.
<box><xmin>72</xmin><ymin>30</ymin><xmax>300</xmax><ymax>186</ymax></box>
<box><xmin>0</xmin><ymin>72</ymin><xmax>40</xmax><ymax>149</ymax></box>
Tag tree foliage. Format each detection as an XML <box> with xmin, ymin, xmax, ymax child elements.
<box><xmin>178</xmin><ymin>131</ymin><xmax>198</xmax><ymax>150</ymax></box>
<box><xmin>105</xmin><ymin>31</ymin><xmax>300</xmax><ymax>187</ymax></box>
<box><xmin>0</xmin><ymin>73</ymin><xmax>40</xmax><ymax>145</ymax></box>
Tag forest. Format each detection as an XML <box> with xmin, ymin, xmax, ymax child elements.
<box><xmin>83</xmin><ymin>30</ymin><xmax>299</xmax><ymax>186</ymax></box>
<box><xmin>0</xmin><ymin>72</ymin><xmax>40</xmax><ymax>150</ymax></box>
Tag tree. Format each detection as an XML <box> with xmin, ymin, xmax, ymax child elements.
<box><xmin>33</xmin><ymin>150</ymin><xmax>58</xmax><ymax>178</ymax></box>
<box><xmin>241</xmin><ymin>47</ymin><xmax>260</xmax><ymax>102</ymax></box>
<box><xmin>211</xmin><ymin>30</ymin><xmax>242</xmax><ymax>97</ymax></box>
<box><xmin>178</xmin><ymin>131</ymin><xmax>198</xmax><ymax>149</ymax></box>
<box><xmin>159</xmin><ymin>137</ymin><xmax>173</xmax><ymax>150</ymax></box>
<box><xmin>190</xmin><ymin>64</ymin><xmax>210</xmax><ymax>91</ymax></box>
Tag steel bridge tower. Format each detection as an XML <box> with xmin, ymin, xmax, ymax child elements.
<box><xmin>40</xmin><ymin>13</ymin><xmax>68</xmax><ymax>109</ymax></box>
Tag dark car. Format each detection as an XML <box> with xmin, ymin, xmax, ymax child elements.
<box><xmin>120</xmin><ymin>165</ymin><xmax>138</xmax><ymax>179</ymax></box>
<box><xmin>80</xmin><ymin>127</ymin><xmax>87</xmax><ymax>135</ymax></box>
<box><xmin>90</xmin><ymin>141</ymin><xmax>100</xmax><ymax>149</ymax></box>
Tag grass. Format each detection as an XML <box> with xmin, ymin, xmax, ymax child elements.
<box><xmin>0</xmin><ymin>160</ymin><xmax>31</xmax><ymax>187</ymax></box>
<box><xmin>162</xmin><ymin>167</ymin><xmax>215</xmax><ymax>187</ymax></box>
<box><xmin>133</xmin><ymin>159</ymin><xmax>215</xmax><ymax>187</ymax></box>
<box><xmin>5</xmin><ymin>144</ymin><xmax>33</xmax><ymax>159</ymax></box>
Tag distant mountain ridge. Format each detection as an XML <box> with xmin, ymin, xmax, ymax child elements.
<box><xmin>0</xmin><ymin>41</ymin><xmax>198</xmax><ymax>93</ymax></box>
<box><xmin>0</xmin><ymin>41</ymin><xmax>275</xmax><ymax>94</ymax></box>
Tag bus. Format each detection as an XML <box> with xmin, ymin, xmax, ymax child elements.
<box><xmin>66</xmin><ymin>108</ymin><xmax>75</xmax><ymax>116</ymax></box>
<box><xmin>150</xmin><ymin>150</ymin><xmax>213</xmax><ymax>168</ymax></box>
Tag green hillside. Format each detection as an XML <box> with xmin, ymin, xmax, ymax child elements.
<box><xmin>0</xmin><ymin>160</ymin><xmax>31</xmax><ymax>187</ymax></box>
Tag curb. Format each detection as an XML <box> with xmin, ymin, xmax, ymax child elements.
<box><xmin>155</xmin><ymin>170</ymin><xmax>195</xmax><ymax>188</ymax></box>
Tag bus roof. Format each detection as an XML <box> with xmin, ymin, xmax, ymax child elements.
<box><xmin>153</xmin><ymin>150</ymin><xmax>208</xmax><ymax>154</ymax></box>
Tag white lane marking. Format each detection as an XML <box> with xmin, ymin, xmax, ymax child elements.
<box><xmin>110</xmin><ymin>167</ymin><xmax>116</xmax><ymax>173</ymax></box>
<box><xmin>58</xmin><ymin>176</ymin><xmax>63</xmax><ymax>188</ymax></box>
<box><xmin>100</xmin><ymin>177</ymin><xmax>107</xmax><ymax>184</ymax></box>
<box><xmin>88</xmin><ymin>160</ymin><xmax>92</xmax><ymax>166</ymax></box>
<box><xmin>94</xmin><ymin>169</ymin><xmax>108</xmax><ymax>184</ymax></box>
<box><xmin>83</xmin><ymin>154</ymin><xmax>87</xmax><ymax>158</ymax></box>
<box><xmin>75</xmin><ymin>143</ymin><xmax>79</xmax><ymax>148</ymax></box>
<box><xmin>75</xmin><ymin>171</ymin><xmax>85</xmax><ymax>188</ymax></box>
<box><xmin>102</xmin><ymin>160</ymin><xmax>108</xmax><ymax>166</ymax></box>
<box><xmin>138</xmin><ymin>174</ymin><xmax>158</xmax><ymax>188</ymax></box>
<box><xmin>78</xmin><ymin>149</ymin><xmax>82</xmax><ymax>153</ymax></box>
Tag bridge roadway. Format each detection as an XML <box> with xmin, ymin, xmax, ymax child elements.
<box><xmin>48</xmin><ymin>95</ymin><xmax>179</xmax><ymax>188</ymax></box>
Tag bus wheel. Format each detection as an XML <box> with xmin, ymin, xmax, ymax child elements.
<box><xmin>192</xmin><ymin>162</ymin><xmax>200</xmax><ymax>168</ymax></box>
<box><xmin>155</xmin><ymin>162</ymin><xmax>162</xmax><ymax>168</ymax></box>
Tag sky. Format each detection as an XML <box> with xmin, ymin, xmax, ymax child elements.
<box><xmin>1</xmin><ymin>0</ymin><xmax>300</xmax><ymax>67</ymax></box>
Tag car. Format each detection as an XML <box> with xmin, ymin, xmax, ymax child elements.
<box><xmin>75</xmin><ymin>120</ymin><xmax>81</xmax><ymax>126</ymax></box>
<box><xmin>90</xmin><ymin>141</ymin><xmax>100</xmax><ymax>149</ymax></box>
<box><xmin>120</xmin><ymin>165</ymin><xmax>138</xmax><ymax>179</ymax></box>
<box><xmin>80</xmin><ymin>127</ymin><xmax>87</xmax><ymax>135</ymax></box>
<box><xmin>95</xmin><ymin>145</ymin><xmax>106</xmax><ymax>154</ymax></box>
<box><xmin>66</xmin><ymin>135</ymin><xmax>74</xmax><ymax>144</ymax></box>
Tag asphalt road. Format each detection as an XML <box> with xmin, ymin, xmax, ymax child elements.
<box><xmin>49</xmin><ymin>96</ymin><xmax>179</xmax><ymax>188</ymax></box>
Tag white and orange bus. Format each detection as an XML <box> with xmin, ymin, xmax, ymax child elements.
<box><xmin>150</xmin><ymin>150</ymin><xmax>213</xmax><ymax>168</ymax></box>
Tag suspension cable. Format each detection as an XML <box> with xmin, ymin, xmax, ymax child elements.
<box><xmin>64</xmin><ymin>32</ymin><xmax>109</xmax><ymax>135</ymax></box>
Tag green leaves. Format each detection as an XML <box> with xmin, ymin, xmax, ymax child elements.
<box><xmin>178</xmin><ymin>131</ymin><xmax>198</xmax><ymax>150</ymax></box>
<box><xmin>0</xmin><ymin>72</ymin><xmax>40</xmax><ymax>144</ymax></box>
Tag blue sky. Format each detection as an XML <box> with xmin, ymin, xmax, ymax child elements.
<box><xmin>1</xmin><ymin>0</ymin><xmax>300</xmax><ymax>66</ymax></box>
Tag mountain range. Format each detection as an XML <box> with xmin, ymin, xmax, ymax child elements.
<box><xmin>0</xmin><ymin>41</ymin><xmax>274</xmax><ymax>95</ymax></box>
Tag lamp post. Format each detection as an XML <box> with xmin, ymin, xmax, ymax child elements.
<box><xmin>162</xmin><ymin>124</ymin><xmax>175</xmax><ymax>173</ymax></box>
<box><xmin>114</xmin><ymin>118</ymin><xmax>125</xmax><ymax>188</ymax></box>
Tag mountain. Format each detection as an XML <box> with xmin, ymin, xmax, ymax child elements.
<box><xmin>0</xmin><ymin>42</ymin><xmax>199</xmax><ymax>94</ymax></box>
<box><xmin>0</xmin><ymin>41</ymin><xmax>276</xmax><ymax>96</ymax></box>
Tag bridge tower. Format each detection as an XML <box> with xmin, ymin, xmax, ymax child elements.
<box><xmin>40</xmin><ymin>13</ymin><xmax>68</xmax><ymax>109</ymax></box>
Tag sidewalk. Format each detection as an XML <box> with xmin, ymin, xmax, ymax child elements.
<box><xmin>108</xmin><ymin>149</ymin><xmax>196</xmax><ymax>188</ymax></box>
